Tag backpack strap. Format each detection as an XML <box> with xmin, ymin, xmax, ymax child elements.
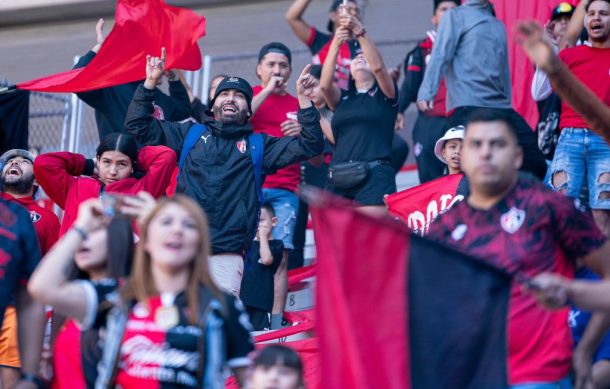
<box><xmin>248</xmin><ymin>133</ymin><xmax>264</xmax><ymax>206</ymax></box>
<box><xmin>179</xmin><ymin>123</ymin><xmax>207</xmax><ymax>171</ymax></box>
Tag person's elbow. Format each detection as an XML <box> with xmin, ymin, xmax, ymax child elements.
<box><xmin>27</xmin><ymin>277</ymin><xmax>48</xmax><ymax>305</ymax></box>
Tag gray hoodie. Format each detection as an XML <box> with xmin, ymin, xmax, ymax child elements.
<box><xmin>417</xmin><ymin>0</ymin><xmax>512</xmax><ymax>111</ymax></box>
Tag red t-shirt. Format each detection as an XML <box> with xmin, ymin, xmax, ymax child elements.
<box><xmin>251</xmin><ymin>86</ymin><xmax>301</xmax><ymax>192</ymax></box>
<box><xmin>559</xmin><ymin>45</ymin><xmax>610</xmax><ymax>129</ymax></box>
<box><xmin>1</xmin><ymin>193</ymin><xmax>59</xmax><ymax>255</ymax></box>
<box><xmin>427</xmin><ymin>174</ymin><xmax>607</xmax><ymax>384</ymax></box>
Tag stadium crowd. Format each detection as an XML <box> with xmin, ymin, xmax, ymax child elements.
<box><xmin>1</xmin><ymin>0</ymin><xmax>610</xmax><ymax>388</ymax></box>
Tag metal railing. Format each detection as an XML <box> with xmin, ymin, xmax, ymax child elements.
<box><xmin>26</xmin><ymin>38</ymin><xmax>419</xmax><ymax>157</ymax></box>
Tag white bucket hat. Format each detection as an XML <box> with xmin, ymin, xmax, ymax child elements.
<box><xmin>434</xmin><ymin>126</ymin><xmax>465</xmax><ymax>164</ymax></box>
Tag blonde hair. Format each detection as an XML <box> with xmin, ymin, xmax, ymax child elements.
<box><xmin>121</xmin><ymin>195</ymin><xmax>222</xmax><ymax>324</ymax></box>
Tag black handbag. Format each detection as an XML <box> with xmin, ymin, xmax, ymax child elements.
<box><xmin>327</xmin><ymin>161</ymin><xmax>371</xmax><ymax>189</ymax></box>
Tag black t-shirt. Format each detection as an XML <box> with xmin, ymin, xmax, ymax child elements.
<box><xmin>240</xmin><ymin>240</ymin><xmax>284</xmax><ymax>312</ymax></box>
<box><xmin>0</xmin><ymin>199</ymin><xmax>41</xmax><ymax>328</ymax></box>
<box><xmin>330</xmin><ymin>84</ymin><xmax>399</xmax><ymax>165</ymax></box>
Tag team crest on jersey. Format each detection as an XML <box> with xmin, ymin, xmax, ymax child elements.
<box><xmin>500</xmin><ymin>207</ymin><xmax>526</xmax><ymax>234</ymax></box>
<box><xmin>451</xmin><ymin>224</ymin><xmax>467</xmax><ymax>241</ymax></box>
<box><xmin>30</xmin><ymin>211</ymin><xmax>41</xmax><ymax>223</ymax></box>
<box><xmin>236</xmin><ymin>139</ymin><xmax>247</xmax><ymax>154</ymax></box>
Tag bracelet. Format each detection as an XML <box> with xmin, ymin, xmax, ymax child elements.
<box><xmin>20</xmin><ymin>373</ymin><xmax>44</xmax><ymax>389</ymax></box>
<box><xmin>72</xmin><ymin>226</ymin><xmax>88</xmax><ymax>240</ymax></box>
<box><xmin>355</xmin><ymin>28</ymin><xmax>367</xmax><ymax>38</ymax></box>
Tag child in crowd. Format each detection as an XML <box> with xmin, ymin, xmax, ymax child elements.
<box><xmin>240</xmin><ymin>203</ymin><xmax>285</xmax><ymax>330</ymax></box>
<box><xmin>248</xmin><ymin>345</ymin><xmax>305</xmax><ymax>389</ymax></box>
<box><xmin>433</xmin><ymin>125</ymin><xmax>464</xmax><ymax>175</ymax></box>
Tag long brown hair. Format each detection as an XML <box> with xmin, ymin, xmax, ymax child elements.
<box><xmin>121</xmin><ymin>195</ymin><xmax>222</xmax><ymax>324</ymax></box>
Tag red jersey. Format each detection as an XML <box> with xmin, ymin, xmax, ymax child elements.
<box><xmin>427</xmin><ymin>174</ymin><xmax>607</xmax><ymax>384</ymax></box>
<box><xmin>1</xmin><ymin>193</ymin><xmax>59</xmax><ymax>255</ymax></box>
<box><xmin>559</xmin><ymin>45</ymin><xmax>610</xmax><ymax>129</ymax></box>
<box><xmin>251</xmin><ymin>86</ymin><xmax>301</xmax><ymax>192</ymax></box>
<box><xmin>34</xmin><ymin>146</ymin><xmax>176</xmax><ymax>236</ymax></box>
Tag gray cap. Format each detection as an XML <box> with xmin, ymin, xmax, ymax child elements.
<box><xmin>0</xmin><ymin>149</ymin><xmax>36</xmax><ymax>164</ymax></box>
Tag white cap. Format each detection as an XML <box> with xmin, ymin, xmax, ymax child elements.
<box><xmin>434</xmin><ymin>126</ymin><xmax>465</xmax><ymax>164</ymax></box>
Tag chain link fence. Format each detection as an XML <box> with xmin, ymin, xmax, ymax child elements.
<box><xmin>22</xmin><ymin>38</ymin><xmax>419</xmax><ymax>157</ymax></box>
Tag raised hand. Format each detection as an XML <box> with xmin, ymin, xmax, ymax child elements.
<box><xmin>515</xmin><ymin>21</ymin><xmax>557</xmax><ymax>74</ymax></box>
<box><xmin>119</xmin><ymin>191</ymin><xmax>157</xmax><ymax>227</ymax></box>
<box><xmin>144</xmin><ymin>47</ymin><xmax>166</xmax><ymax>90</ymax></box>
<box><xmin>338</xmin><ymin>9</ymin><xmax>364</xmax><ymax>36</ymax></box>
<box><xmin>92</xmin><ymin>18</ymin><xmax>106</xmax><ymax>53</ymax></box>
<box><xmin>74</xmin><ymin>198</ymin><xmax>108</xmax><ymax>234</ymax></box>
<box><xmin>332</xmin><ymin>26</ymin><xmax>351</xmax><ymax>47</ymax></box>
<box><xmin>296</xmin><ymin>64</ymin><xmax>316</xmax><ymax>97</ymax></box>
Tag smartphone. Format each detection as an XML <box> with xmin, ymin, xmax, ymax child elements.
<box><xmin>100</xmin><ymin>193</ymin><xmax>125</xmax><ymax>218</ymax></box>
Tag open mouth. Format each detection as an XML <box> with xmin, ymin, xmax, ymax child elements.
<box><xmin>221</xmin><ymin>104</ymin><xmax>238</xmax><ymax>113</ymax></box>
<box><xmin>165</xmin><ymin>242</ymin><xmax>183</xmax><ymax>250</ymax></box>
<box><xmin>590</xmin><ymin>23</ymin><xmax>604</xmax><ymax>33</ymax></box>
<box><xmin>6</xmin><ymin>167</ymin><xmax>22</xmax><ymax>177</ymax></box>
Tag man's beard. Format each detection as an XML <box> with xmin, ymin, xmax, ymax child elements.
<box><xmin>212</xmin><ymin>106</ymin><xmax>248</xmax><ymax>125</ymax></box>
<box><xmin>1</xmin><ymin>173</ymin><xmax>35</xmax><ymax>195</ymax></box>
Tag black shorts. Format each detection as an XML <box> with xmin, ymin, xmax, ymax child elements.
<box><xmin>327</xmin><ymin>164</ymin><xmax>397</xmax><ymax>206</ymax></box>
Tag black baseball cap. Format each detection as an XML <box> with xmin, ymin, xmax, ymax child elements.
<box><xmin>258</xmin><ymin>42</ymin><xmax>292</xmax><ymax>66</ymax></box>
<box><xmin>434</xmin><ymin>0</ymin><xmax>461</xmax><ymax>13</ymax></box>
<box><xmin>209</xmin><ymin>76</ymin><xmax>254</xmax><ymax>114</ymax></box>
<box><xmin>551</xmin><ymin>2</ymin><xmax>574</xmax><ymax>21</ymax></box>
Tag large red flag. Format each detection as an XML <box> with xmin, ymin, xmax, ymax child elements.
<box><xmin>308</xmin><ymin>188</ymin><xmax>510</xmax><ymax>389</ymax></box>
<box><xmin>16</xmin><ymin>0</ymin><xmax>205</xmax><ymax>93</ymax></box>
<box><xmin>492</xmin><ymin>0</ymin><xmax>579</xmax><ymax>127</ymax></box>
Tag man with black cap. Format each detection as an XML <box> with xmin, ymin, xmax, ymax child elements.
<box><xmin>286</xmin><ymin>0</ymin><xmax>362</xmax><ymax>89</ymax></box>
<box><xmin>398</xmin><ymin>0</ymin><xmax>459</xmax><ymax>184</ymax></box>
<box><xmin>250</xmin><ymin>42</ymin><xmax>304</xmax><ymax>328</ymax></box>
<box><xmin>125</xmin><ymin>49</ymin><xmax>324</xmax><ymax>297</ymax></box>
<box><xmin>0</xmin><ymin>157</ymin><xmax>47</xmax><ymax>389</ymax></box>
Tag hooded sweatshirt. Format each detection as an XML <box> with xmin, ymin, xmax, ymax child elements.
<box><xmin>417</xmin><ymin>0</ymin><xmax>513</xmax><ymax>111</ymax></box>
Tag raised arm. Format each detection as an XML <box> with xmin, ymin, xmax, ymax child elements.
<box><xmin>417</xmin><ymin>9</ymin><xmax>459</xmax><ymax>112</ymax></box>
<box><xmin>559</xmin><ymin>0</ymin><xmax>587</xmax><ymax>49</ymax></box>
<box><xmin>28</xmin><ymin>200</ymin><xmax>107</xmax><ymax>324</ymax></box>
<box><xmin>125</xmin><ymin>48</ymin><xmax>192</xmax><ymax>151</ymax></box>
<box><xmin>517</xmin><ymin>20</ymin><xmax>610</xmax><ymax>144</ymax></box>
<box><xmin>320</xmin><ymin>28</ymin><xmax>348</xmax><ymax>110</ymax></box>
<box><xmin>130</xmin><ymin>145</ymin><xmax>177</xmax><ymax>198</ymax></box>
<box><xmin>285</xmin><ymin>0</ymin><xmax>315</xmax><ymax>44</ymax></box>
<box><xmin>33</xmin><ymin>152</ymin><xmax>92</xmax><ymax>209</ymax></box>
<box><xmin>263</xmin><ymin>65</ymin><xmax>324</xmax><ymax>172</ymax></box>
<box><xmin>339</xmin><ymin>12</ymin><xmax>395</xmax><ymax>99</ymax></box>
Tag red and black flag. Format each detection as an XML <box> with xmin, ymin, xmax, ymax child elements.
<box><xmin>13</xmin><ymin>0</ymin><xmax>205</xmax><ymax>93</ymax></box>
<box><xmin>307</xmin><ymin>188</ymin><xmax>511</xmax><ymax>389</ymax></box>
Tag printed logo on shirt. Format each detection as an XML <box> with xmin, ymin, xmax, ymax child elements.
<box><xmin>500</xmin><ymin>207</ymin><xmax>526</xmax><ymax>234</ymax></box>
<box><xmin>30</xmin><ymin>211</ymin><xmax>41</xmax><ymax>223</ymax></box>
<box><xmin>201</xmin><ymin>134</ymin><xmax>211</xmax><ymax>144</ymax></box>
<box><xmin>236</xmin><ymin>139</ymin><xmax>247</xmax><ymax>154</ymax></box>
<box><xmin>414</xmin><ymin>143</ymin><xmax>423</xmax><ymax>157</ymax></box>
<box><xmin>133</xmin><ymin>302</ymin><xmax>149</xmax><ymax>319</ymax></box>
<box><xmin>152</xmin><ymin>103</ymin><xmax>165</xmax><ymax>121</ymax></box>
<box><xmin>451</xmin><ymin>224</ymin><xmax>468</xmax><ymax>241</ymax></box>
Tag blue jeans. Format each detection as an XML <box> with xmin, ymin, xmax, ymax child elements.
<box><xmin>549</xmin><ymin>128</ymin><xmax>610</xmax><ymax>209</ymax></box>
<box><xmin>262</xmin><ymin>188</ymin><xmax>298</xmax><ymax>250</ymax></box>
<box><xmin>510</xmin><ymin>376</ymin><xmax>572</xmax><ymax>389</ymax></box>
